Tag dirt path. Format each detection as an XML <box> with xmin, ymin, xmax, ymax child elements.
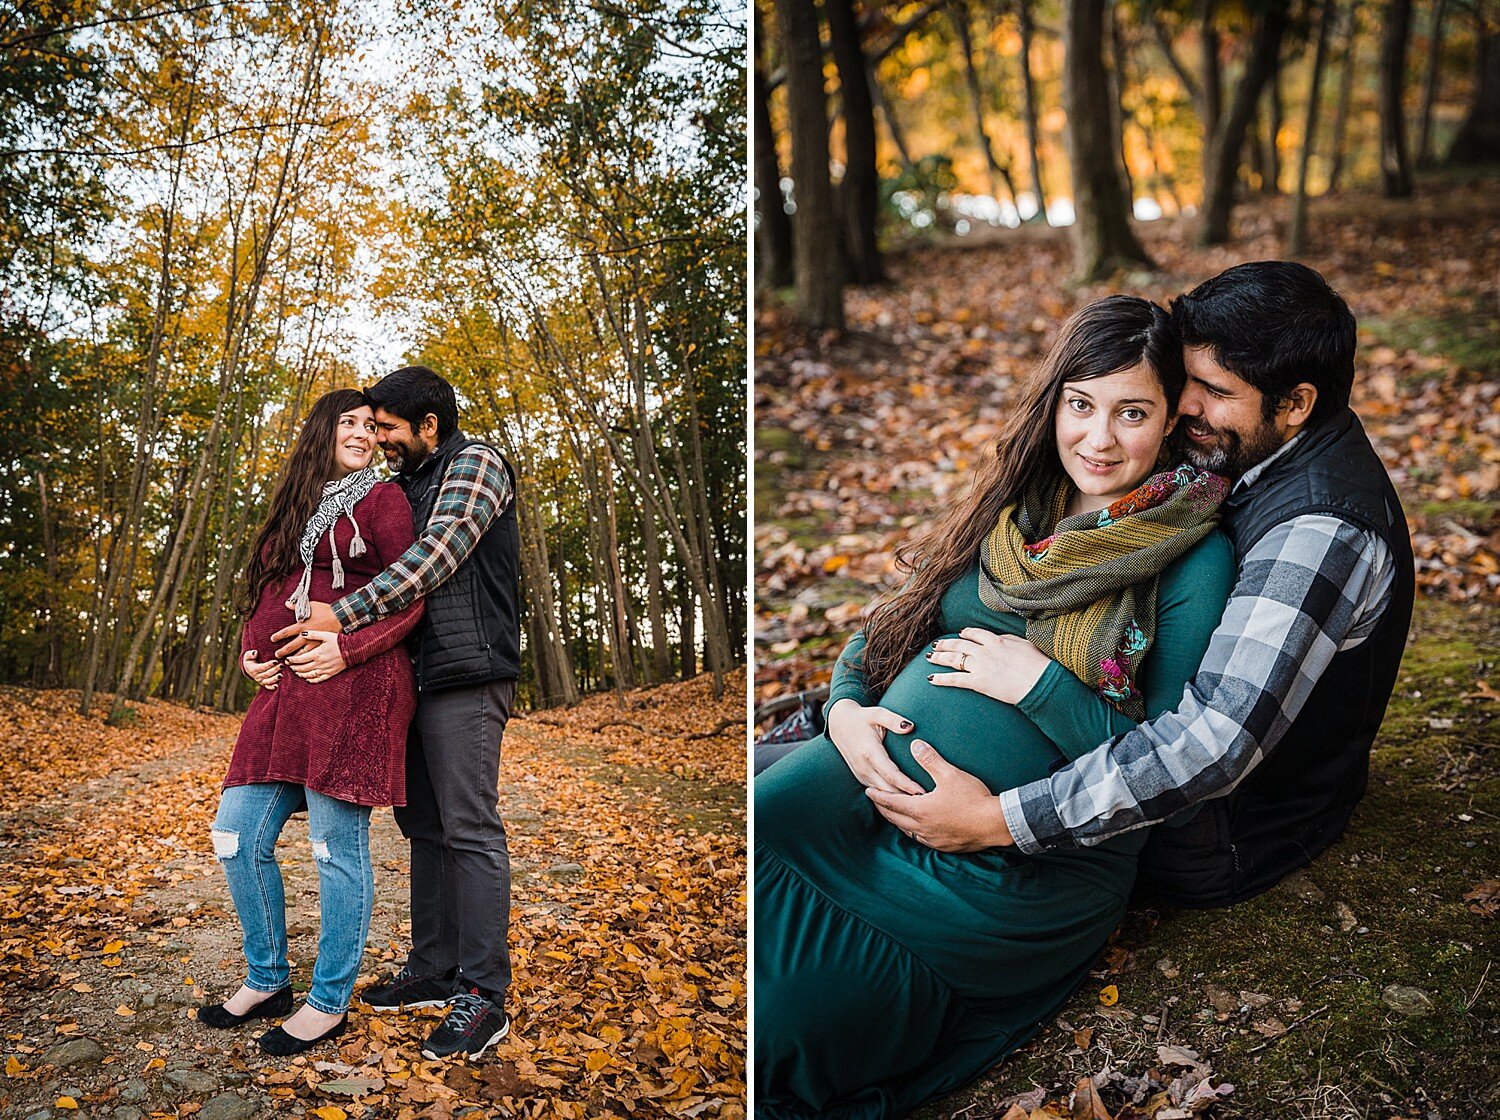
<box><xmin>0</xmin><ymin>679</ymin><xmax>746</xmax><ymax>1120</ymax></box>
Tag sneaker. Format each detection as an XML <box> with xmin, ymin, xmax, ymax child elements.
<box><xmin>360</xmin><ymin>967</ymin><xmax>456</xmax><ymax>1011</ymax></box>
<box><xmin>420</xmin><ymin>989</ymin><xmax>509</xmax><ymax>1060</ymax></box>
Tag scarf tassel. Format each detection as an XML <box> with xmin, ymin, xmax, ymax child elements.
<box><xmin>329</xmin><ymin>527</ymin><xmax>345</xmax><ymax>590</ymax></box>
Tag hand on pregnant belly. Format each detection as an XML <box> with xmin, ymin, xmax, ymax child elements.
<box><xmin>926</xmin><ymin>628</ymin><xmax>1053</xmax><ymax>704</ymax></box>
<box><xmin>825</xmin><ymin>698</ymin><xmax>927</xmax><ymax>795</ymax></box>
<box><xmin>866</xmin><ymin>741</ymin><xmax>1016</xmax><ymax>852</ymax></box>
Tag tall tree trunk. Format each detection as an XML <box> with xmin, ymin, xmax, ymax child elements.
<box><xmin>754</xmin><ymin>8</ymin><xmax>795</xmax><ymax>290</ymax></box>
<box><xmin>950</xmin><ymin>2</ymin><xmax>1020</xmax><ymax>209</ymax></box>
<box><xmin>1378</xmin><ymin>0</ymin><xmax>1415</xmax><ymax>196</ymax></box>
<box><xmin>1289</xmin><ymin>0</ymin><xmax>1338</xmax><ymax>254</ymax></box>
<box><xmin>1263</xmin><ymin>66</ymin><xmax>1283</xmax><ymax>192</ymax></box>
<box><xmin>825</xmin><ymin>0</ymin><xmax>883</xmax><ymax>282</ymax></box>
<box><xmin>1198</xmin><ymin>0</ymin><xmax>1289</xmax><ymax>245</ymax></box>
<box><xmin>1063</xmin><ymin>0</ymin><xmax>1154</xmax><ymax>278</ymax></box>
<box><xmin>1415</xmin><ymin>0</ymin><xmax>1450</xmax><ymax>166</ymax></box>
<box><xmin>1328</xmin><ymin>0</ymin><xmax>1362</xmax><ymax>189</ymax></box>
<box><xmin>1108</xmin><ymin>0</ymin><xmax>1135</xmax><ymax>204</ymax></box>
<box><xmin>1447</xmin><ymin>21</ymin><xmax>1500</xmax><ymax>163</ymax></box>
<box><xmin>637</xmin><ymin>472</ymin><xmax>672</xmax><ymax>682</ymax></box>
<box><xmin>35</xmin><ymin>466</ymin><xmax>62</xmax><ymax>686</ymax></box>
<box><xmin>1017</xmin><ymin>0</ymin><xmax>1049</xmax><ymax>220</ymax></box>
<box><xmin>775</xmin><ymin>0</ymin><xmax>845</xmax><ymax>328</ymax></box>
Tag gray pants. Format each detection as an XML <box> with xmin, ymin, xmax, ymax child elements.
<box><xmin>394</xmin><ymin>678</ymin><xmax>515</xmax><ymax>1002</ymax></box>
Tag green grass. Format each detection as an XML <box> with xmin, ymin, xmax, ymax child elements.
<box><xmin>919</xmin><ymin>595</ymin><xmax>1499</xmax><ymax>1119</ymax></box>
<box><xmin>1365</xmin><ymin>303</ymin><xmax>1500</xmax><ymax>380</ymax></box>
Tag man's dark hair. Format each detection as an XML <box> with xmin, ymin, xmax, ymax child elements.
<box><xmin>365</xmin><ymin>365</ymin><xmax>459</xmax><ymax>442</ymax></box>
<box><xmin>1170</xmin><ymin>261</ymin><xmax>1356</xmax><ymax>426</ymax></box>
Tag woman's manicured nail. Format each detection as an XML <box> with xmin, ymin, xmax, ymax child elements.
<box><xmin>926</xmin><ymin>674</ymin><xmax>935</xmax><ymax>682</ymax></box>
<box><xmin>900</xmin><ymin>720</ymin><xmax>912</xmax><ymax>730</ymax></box>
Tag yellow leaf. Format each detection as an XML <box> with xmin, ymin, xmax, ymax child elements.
<box><xmin>544</xmin><ymin>951</ymin><xmax>573</xmax><ymax>963</ymax></box>
<box><xmin>584</xmin><ymin>1050</ymin><xmax>611</xmax><ymax>1072</ymax></box>
<box><xmin>102</xmin><ymin>940</ymin><xmax>125</xmax><ymax>954</ymax></box>
<box><xmin>71</xmin><ymin>983</ymin><xmax>93</xmax><ymax>993</ymax></box>
<box><xmin>115</xmin><ymin>1005</ymin><xmax>135</xmax><ymax>1017</ymax></box>
<box><xmin>6</xmin><ymin>1056</ymin><xmax>25</xmax><ymax>1075</ymax></box>
<box><xmin>1099</xmin><ymin>985</ymin><xmax>1119</xmax><ymax>1006</ymax></box>
<box><xmin>145</xmin><ymin>1058</ymin><xmax>165</xmax><ymax>1070</ymax></box>
<box><xmin>102</xmin><ymin>957</ymin><xmax>121</xmax><ymax>968</ymax></box>
<box><xmin>314</xmin><ymin>1107</ymin><xmax>348</xmax><ymax>1120</ymax></box>
<box><xmin>56</xmin><ymin>1099</ymin><xmax>79</xmax><ymax>1111</ymax></box>
<box><xmin>599</xmin><ymin>1025</ymin><xmax>624</xmax><ymax>1044</ymax></box>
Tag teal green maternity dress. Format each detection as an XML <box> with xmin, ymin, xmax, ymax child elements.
<box><xmin>754</xmin><ymin>535</ymin><xmax>1235</xmax><ymax>1119</ymax></box>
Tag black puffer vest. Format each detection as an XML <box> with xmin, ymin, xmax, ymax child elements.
<box><xmin>399</xmin><ymin>431</ymin><xmax>521</xmax><ymax>692</ymax></box>
<box><xmin>1138</xmin><ymin>408</ymin><xmax>1415</xmax><ymax>907</ymax></box>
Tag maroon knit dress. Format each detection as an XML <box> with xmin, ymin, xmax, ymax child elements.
<box><xmin>225</xmin><ymin>481</ymin><xmax>424</xmax><ymax>807</ymax></box>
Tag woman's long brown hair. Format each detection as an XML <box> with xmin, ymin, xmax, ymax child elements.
<box><xmin>237</xmin><ymin>388</ymin><xmax>372</xmax><ymax>616</ymax></box>
<box><xmin>857</xmin><ymin>296</ymin><xmax>1187</xmax><ymax>698</ymax></box>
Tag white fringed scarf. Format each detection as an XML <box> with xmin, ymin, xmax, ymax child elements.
<box><xmin>286</xmin><ymin>467</ymin><xmax>379</xmax><ymax>621</ymax></box>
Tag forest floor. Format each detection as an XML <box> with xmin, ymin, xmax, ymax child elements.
<box><xmin>0</xmin><ymin>672</ymin><xmax>746</xmax><ymax>1120</ymax></box>
<box><xmin>754</xmin><ymin>173</ymin><xmax>1499</xmax><ymax>1120</ymax></box>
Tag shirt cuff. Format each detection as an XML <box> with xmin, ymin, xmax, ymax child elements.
<box><xmin>999</xmin><ymin>788</ymin><xmax>1045</xmax><ymax>855</ymax></box>
<box><xmin>1017</xmin><ymin>660</ymin><xmax>1067</xmax><ymax>721</ymax></box>
<box><xmin>331</xmin><ymin>594</ymin><xmax>365</xmax><ymax>632</ymax></box>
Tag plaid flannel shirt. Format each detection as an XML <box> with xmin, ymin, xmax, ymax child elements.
<box><xmin>999</xmin><ymin>444</ymin><xmax>1396</xmax><ymax>855</ymax></box>
<box><xmin>331</xmin><ymin>444</ymin><xmax>514</xmax><ymax>632</ymax></box>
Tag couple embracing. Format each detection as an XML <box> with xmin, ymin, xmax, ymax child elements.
<box><xmin>199</xmin><ymin>366</ymin><xmax>519</xmax><ymax>1060</ymax></box>
<box><xmin>755</xmin><ymin>262</ymin><xmax>1416</xmax><ymax>1117</ymax></box>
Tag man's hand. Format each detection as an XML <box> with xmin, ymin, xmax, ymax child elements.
<box><xmin>272</xmin><ymin>601</ymin><xmax>340</xmax><ymax>657</ymax></box>
<box><xmin>286</xmin><ymin>631</ymin><xmax>348</xmax><ymax>683</ymax></box>
<box><xmin>925</xmin><ymin>628</ymin><xmax>1053</xmax><ymax>705</ymax></box>
<box><xmin>866</xmin><ymin>740</ymin><xmax>1015</xmax><ymax>852</ymax></box>
<box><xmin>825</xmin><ymin>698</ymin><xmax>925</xmax><ymax>795</ymax></box>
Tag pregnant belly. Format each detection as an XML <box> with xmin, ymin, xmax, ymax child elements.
<box><xmin>879</xmin><ymin>634</ymin><xmax>1065</xmax><ymax>795</ymax></box>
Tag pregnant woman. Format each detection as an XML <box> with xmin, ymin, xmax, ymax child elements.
<box><xmin>199</xmin><ymin>388</ymin><xmax>425</xmax><ymax>1056</ymax></box>
<box><xmin>755</xmin><ymin>296</ymin><xmax>1237</xmax><ymax>1118</ymax></box>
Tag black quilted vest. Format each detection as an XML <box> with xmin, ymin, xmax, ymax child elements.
<box><xmin>399</xmin><ymin>432</ymin><xmax>521</xmax><ymax>691</ymax></box>
<box><xmin>1138</xmin><ymin>408</ymin><xmax>1415</xmax><ymax>907</ymax></box>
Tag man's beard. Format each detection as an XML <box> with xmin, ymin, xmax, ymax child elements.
<box><xmin>382</xmin><ymin>437</ymin><xmax>425</xmax><ymax>473</ymax></box>
<box><xmin>1180</xmin><ymin>416</ymin><xmax>1284</xmax><ymax>478</ymax></box>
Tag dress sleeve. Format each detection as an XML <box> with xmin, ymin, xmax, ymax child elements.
<box><xmin>337</xmin><ymin>485</ymin><xmax>427</xmax><ymax>669</ymax></box>
<box><xmin>1015</xmin><ymin>531</ymin><xmax>1237</xmax><ymax>761</ymax></box>
<box><xmin>825</xmin><ymin>630</ymin><xmax>873</xmax><ymax>710</ymax></box>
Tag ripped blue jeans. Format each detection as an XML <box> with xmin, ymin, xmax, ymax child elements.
<box><xmin>212</xmin><ymin>783</ymin><xmax>373</xmax><ymax>1015</ymax></box>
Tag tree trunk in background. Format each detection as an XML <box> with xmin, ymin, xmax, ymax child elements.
<box><xmin>1378</xmin><ymin>0</ymin><xmax>1414</xmax><ymax>196</ymax></box>
<box><xmin>1198</xmin><ymin>0</ymin><xmax>1289</xmax><ymax>244</ymax></box>
<box><xmin>774</xmin><ymin>0</ymin><xmax>845</xmax><ymax>328</ymax></box>
<box><xmin>1289</xmin><ymin>0</ymin><xmax>1337</xmax><ymax>254</ymax></box>
<box><xmin>754</xmin><ymin>8</ymin><xmax>794</xmax><ymax>290</ymax></box>
<box><xmin>1415</xmin><ymin>0</ymin><xmax>1449</xmax><ymax>166</ymax></box>
<box><xmin>1447</xmin><ymin>23</ymin><xmax>1500</xmax><ymax>163</ymax></box>
<box><xmin>825</xmin><ymin>0</ymin><xmax>883</xmax><ymax>282</ymax></box>
<box><xmin>1147</xmin><ymin>0</ymin><xmax>1220</xmax><ymax>185</ymax></box>
<box><xmin>35</xmin><ymin>467</ymin><xmax>61</xmax><ymax>686</ymax></box>
<box><xmin>1108</xmin><ymin>0</ymin><xmax>1135</xmax><ymax>204</ymax></box>
<box><xmin>1063</xmin><ymin>0</ymin><xmax>1154</xmax><ymax>278</ymax></box>
<box><xmin>1263</xmin><ymin>67</ymin><xmax>1283</xmax><ymax>192</ymax></box>
<box><xmin>1328</xmin><ymin>0</ymin><xmax>1361</xmax><ymax>189</ymax></box>
<box><xmin>950</xmin><ymin>2</ymin><xmax>1020</xmax><ymax>209</ymax></box>
<box><xmin>1017</xmin><ymin>0</ymin><xmax>1049</xmax><ymax>220</ymax></box>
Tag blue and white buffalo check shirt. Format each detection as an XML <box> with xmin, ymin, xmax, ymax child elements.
<box><xmin>1000</xmin><ymin>436</ymin><xmax>1397</xmax><ymax>854</ymax></box>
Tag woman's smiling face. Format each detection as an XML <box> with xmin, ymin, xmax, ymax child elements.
<box><xmin>1054</xmin><ymin>362</ymin><xmax>1174</xmax><ymax>514</ymax></box>
<box><xmin>332</xmin><ymin>406</ymin><xmax>377</xmax><ymax>477</ymax></box>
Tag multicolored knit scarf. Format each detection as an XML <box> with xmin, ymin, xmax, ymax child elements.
<box><xmin>978</xmin><ymin>464</ymin><xmax>1228</xmax><ymax>719</ymax></box>
<box><xmin>287</xmin><ymin>467</ymin><xmax>379</xmax><ymax>622</ymax></box>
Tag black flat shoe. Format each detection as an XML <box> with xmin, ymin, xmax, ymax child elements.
<box><xmin>198</xmin><ymin>986</ymin><xmax>294</xmax><ymax>1029</ymax></box>
<box><xmin>258</xmin><ymin>1014</ymin><xmax>348</xmax><ymax>1056</ymax></box>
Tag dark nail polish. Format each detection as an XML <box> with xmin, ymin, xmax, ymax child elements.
<box><xmin>926</xmin><ymin>674</ymin><xmax>934</xmax><ymax>682</ymax></box>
